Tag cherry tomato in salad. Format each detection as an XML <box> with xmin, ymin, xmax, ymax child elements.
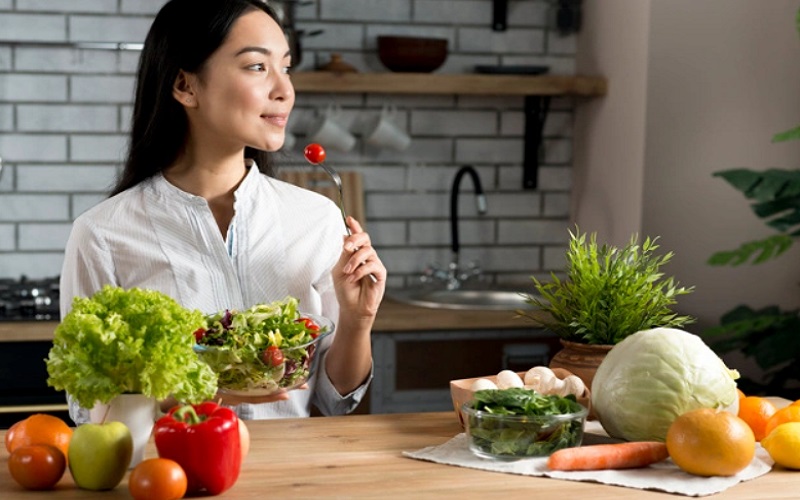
<box><xmin>193</xmin><ymin>328</ymin><xmax>206</xmax><ymax>342</ymax></box>
<box><xmin>262</xmin><ymin>345</ymin><xmax>285</xmax><ymax>367</ymax></box>
<box><xmin>303</xmin><ymin>143</ymin><xmax>326</xmax><ymax>164</ymax></box>
<box><xmin>297</xmin><ymin>318</ymin><xmax>319</xmax><ymax>333</ymax></box>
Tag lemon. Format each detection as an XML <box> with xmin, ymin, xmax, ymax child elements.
<box><xmin>761</xmin><ymin>422</ymin><xmax>800</xmax><ymax>469</ymax></box>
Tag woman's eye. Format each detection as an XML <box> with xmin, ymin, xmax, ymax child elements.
<box><xmin>247</xmin><ymin>63</ymin><xmax>266</xmax><ymax>72</ymax></box>
<box><xmin>282</xmin><ymin>66</ymin><xmax>292</xmax><ymax>75</ymax></box>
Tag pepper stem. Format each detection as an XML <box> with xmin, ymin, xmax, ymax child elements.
<box><xmin>172</xmin><ymin>404</ymin><xmax>204</xmax><ymax>425</ymax></box>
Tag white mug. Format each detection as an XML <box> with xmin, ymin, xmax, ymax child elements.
<box><xmin>362</xmin><ymin>105</ymin><xmax>411</xmax><ymax>151</ymax></box>
<box><xmin>306</xmin><ymin>104</ymin><xmax>356</xmax><ymax>152</ymax></box>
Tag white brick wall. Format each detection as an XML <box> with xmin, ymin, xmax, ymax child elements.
<box><xmin>0</xmin><ymin>0</ymin><xmax>577</xmax><ymax>286</ymax></box>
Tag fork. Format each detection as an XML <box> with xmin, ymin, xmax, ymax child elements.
<box><xmin>315</xmin><ymin>160</ymin><xmax>379</xmax><ymax>283</ymax></box>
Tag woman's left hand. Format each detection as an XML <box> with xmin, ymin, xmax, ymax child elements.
<box><xmin>332</xmin><ymin>216</ymin><xmax>386</xmax><ymax>318</ymax></box>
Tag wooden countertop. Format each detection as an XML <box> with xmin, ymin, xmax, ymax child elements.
<box><xmin>0</xmin><ymin>410</ymin><xmax>795</xmax><ymax>498</ymax></box>
<box><xmin>0</xmin><ymin>297</ymin><xmax>544</xmax><ymax>342</ymax></box>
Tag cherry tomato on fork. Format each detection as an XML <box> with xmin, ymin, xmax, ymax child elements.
<box><xmin>303</xmin><ymin>143</ymin><xmax>326</xmax><ymax>164</ymax></box>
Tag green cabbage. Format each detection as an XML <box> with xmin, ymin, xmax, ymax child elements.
<box><xmin>46</xmin><ymin>285</ymin><xmax>218</xmax><ymax>408</ymax></box>
<box><xmin>591</xmin><ymin>327</ymin><xmax>740</xmax><ymax>442</ymax></box>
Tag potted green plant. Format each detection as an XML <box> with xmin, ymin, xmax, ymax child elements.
<box><xmin>520</xmin><ymin>228</ymin><xmax>695</xmax><ymax>386</ymax></box>
<box><xmin>46</xmin><ymin>285</ymin><xmax>218</xmax><ymax>465</ymax></box>
<box><xmin>705</xmin><ymin>169</ymin><xmax>800</xmax><ymax>398</ymax></box>
<box><xmin>701</xmin><ymin>7</ymin><xmax>800</xmax><ymax>400</ymax></box>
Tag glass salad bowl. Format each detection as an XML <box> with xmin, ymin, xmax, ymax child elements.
<box><xmin>193</xmin><ymin>302</ymin><xmax>334</xmax><ymax>397</ymax></box>
<box><xmin>461</xmin><ymin>388</ymin><xmax>588</xmax><ymax>461</ymax></box>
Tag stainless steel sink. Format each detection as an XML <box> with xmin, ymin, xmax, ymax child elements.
<box><xmin>389</xmin><ymin>288</ymin><xmax>536</xmax><ymax>311</ymax></box>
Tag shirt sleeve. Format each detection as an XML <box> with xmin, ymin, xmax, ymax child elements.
<box><xmin>308</xmin><ymin>227</ymin><xmax>373</xmax><ymax>416</ymax></box>
<box><xmin>59</xmin><ymin>217</ymin><xmax>118</xmax><ymax>316</ymax></box>
<box><xmin>313</xmin><ymin>352</ymin><xmax>374</xmax><ymax>416</ymax></box>
<box><xmin>60</xmin><ymin>217</ymin><xmax>117</xmax><ymax>425</ymax></box>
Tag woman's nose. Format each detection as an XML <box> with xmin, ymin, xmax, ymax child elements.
<box><xmin>270</xmin><ymin>72</ymin><xmax>295</xmax><ymax>102</ymax></box>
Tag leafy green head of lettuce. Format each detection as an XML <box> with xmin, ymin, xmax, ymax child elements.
<box><xmin>46</xmin><ymin>285</ymin><xmax>218</xmax><ymax>408</ymax></box>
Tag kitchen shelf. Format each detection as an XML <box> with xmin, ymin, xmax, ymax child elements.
<box><xmin>292</xmin><ymin>71</ymin><xmax>607</xmax><ymax>189</ymax></box>
<box><xmin>291</xmin><ymin>71</ymin><xmax>607</xmax><ymax>97</ymax></box>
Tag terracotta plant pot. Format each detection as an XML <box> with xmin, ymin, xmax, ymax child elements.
<box><xmin>548</xmin><ymin>339</ymin><xmax>613</xmax><ymax>391</ymax></box>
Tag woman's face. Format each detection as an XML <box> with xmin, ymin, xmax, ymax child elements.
<box><xmin>186</xmin><ymin>9</ymin><xmax>294</xmax><ymax>153</ymax></box>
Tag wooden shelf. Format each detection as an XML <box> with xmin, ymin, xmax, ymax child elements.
<box><xmin>291</xmin><ymin>71</ymin><xmax>607</xmax><ymax>97</ymax></box>
<box><xmin>291</xmin><ymin>71</ymin><xmax>607</xmax><ymax>190</ymax></box>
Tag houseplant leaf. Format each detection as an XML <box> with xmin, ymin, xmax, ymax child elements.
<box><xmin>709</xmin><ymin>169</ymin><xmax>800</xmax><ymax>264</ymax></box>
<box><xmin>773</xmin><ymin>125</ymin><xmax>800</xmax><ymax>143</ymax></box>
<box><xmin>707</xmin><ymin>234</ymin><xmax>793</xmax><ymax>266</ymax></box>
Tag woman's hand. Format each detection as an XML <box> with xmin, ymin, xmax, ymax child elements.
<box><xmin>215</xmin><ymin>384</ymin><xmax>308</xmax><ymax>406</ymax></box>
<box><xmin>332</xmin><ymin>216</ymin><xmax>386</xmax><ymax>318</ymax></box>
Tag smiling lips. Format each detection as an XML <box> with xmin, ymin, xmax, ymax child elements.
<box><xmin>261</xmin><ymin>114</ymin><xmax>288</xmax><ymax>127</ymax></box>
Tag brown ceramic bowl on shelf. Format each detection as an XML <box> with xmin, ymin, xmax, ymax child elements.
<box><xmin>377</xmin><ymin>36</ymin><xmax>448</xmax><ymax>73</ymax></box>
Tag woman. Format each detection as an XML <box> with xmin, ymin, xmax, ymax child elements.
<box><xmin>60</xmin><ymin>0</ymin><xmax>386</xmax><ymax>421</ymax></box>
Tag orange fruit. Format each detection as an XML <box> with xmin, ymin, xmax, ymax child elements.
<box><xmin>5</xmin><ymin>419</ymin><xmax>23</xmax><ymax>452</ymax></box>
<box><xmin>666</xmin><ymin>408</ymin><xmax>755</xmax><ymax>477</ymax></box>
<box><xmin>790</xmin><ymin>399</ymin><xmax>800</xmax><ymax>407</ymax></box>
<box><xmin>764</xmin><ymin>405</ymin><xmax>800</xmax><ymax>438</ymax></box>
<box><xmin>5</xmin><ymin>414</ymin><xmax>72</xmax><ymax>459</ymax></box>
<box><xmin>737</xmin><ymin>396</ymin><xmax>777</xmax><ymax>441</ymax></box>
<box><xmin>736</xmin><ymin>388</ymin><xmax>746</xmax><ymax>402</ymax></box>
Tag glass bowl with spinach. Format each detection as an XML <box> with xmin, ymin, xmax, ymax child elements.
<box><xmin>462</xmin><ymin>387</ymin><xmax>588</xmax><ymax>460</ymax></box>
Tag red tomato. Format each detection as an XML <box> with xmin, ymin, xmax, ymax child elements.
<box><xmin>193</xmin><ymin>328</ymin><xmax>206</xmax><ymax>342</ymax></box>
<box><xmin>129</xmin><ymin>458</ymin><xmax>187</xmax><ymax>500</ymax></box>
<box><xmin>296</xmin><ymin>317</ymin><xmax>321</xmax><ymax>338</ymax></box>
<box><xmin>262</xmin><ymin>345</ymin><xmax>285</xmax><ymax>367</ymax></box>
<box><xmin>303</xmin><ymin>143</ymin><xmax>326</xmax><ymax>164</ymax></box>
<box><xmin>8</xmin><ymin>444</ymin><xmax>66</xmax><ymax>490</ymax></box>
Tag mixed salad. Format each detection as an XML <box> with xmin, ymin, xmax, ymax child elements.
<box><xmin>193</xmin><ymin>297</ymin><xmax>331</xmax><ymax>394</ymax></box>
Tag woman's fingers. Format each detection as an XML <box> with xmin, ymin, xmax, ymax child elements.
<box><xmin>342</xmin><ymin>217</ymin><xmax>382</xmax><ymax>283</ymax></box>
<box><xmin>216</xmin><ymin>385</ymin><xmax>308</xmax><ymax>406</ymax></box>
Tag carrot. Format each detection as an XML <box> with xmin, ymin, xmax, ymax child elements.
<box><xmin>547</xmin><ymin>442</ymin><xmax>669</xmax><ymax>471</ymax></box>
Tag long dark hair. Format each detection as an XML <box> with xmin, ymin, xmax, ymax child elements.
<box><xmin>112</xmin><ymin>0</ymin><xmax>281</xmax><ymax>196</ymax></box>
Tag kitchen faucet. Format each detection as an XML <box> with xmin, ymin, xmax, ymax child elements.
<box><xmin>422</xmin><ymin>165</ymin><xmax>488</xmax><ymax>290</ymax></box>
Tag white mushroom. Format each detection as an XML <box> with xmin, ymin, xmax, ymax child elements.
<box><xmin>560</xmin><ymin>375</ymin><xmax>586</xmax><ymax>397</ymax></box>
<box><xmin>523</xmin><ymin>366</ymin><xmax>558</xmax><ymax>394</ymax></box>
<box><xmin>469</xmin><ymin>378</ymin><xmax>498</xmax><ymax>392</ymax></box>
<box><xmin>495</xmin><ymin>370</ymin><xmax>524</xmax><ymax>389</ymax></box>
<box><xmin>551</xmin><ymin>378</ymin><xmax>570</xmax><ymax>396</ymax></box>
<box><xmin>524</xmin><ymin>366</ymin><xmax>555</xmax><ymax>386</ymax></box>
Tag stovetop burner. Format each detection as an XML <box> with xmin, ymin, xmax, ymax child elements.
<box><xmin>0</xmin><ymin>276</ymin><xmax>60</xmax><ymax>322</ymax></box>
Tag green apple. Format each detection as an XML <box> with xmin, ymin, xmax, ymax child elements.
<box><xmin>68</xmin><ymin>421</ymin><xmax>133</xmax><ymax>490</ymax></box>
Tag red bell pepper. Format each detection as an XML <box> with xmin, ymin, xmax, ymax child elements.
<box><xmin>153</xmin><ymin>402</ymin><xmax>241</xmax><ymax>495</ymax></box>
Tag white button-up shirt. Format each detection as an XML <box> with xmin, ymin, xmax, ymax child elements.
<box><xmin>60</xmin><ymin>164</ymin><xmax>370</xmax><ymax>420</ymax></box>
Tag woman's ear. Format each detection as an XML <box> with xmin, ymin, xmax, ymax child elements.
<box><xmin>172</xmin><ymin>70</ymin><xmax>198</xmax><ymax>108</ymax></box>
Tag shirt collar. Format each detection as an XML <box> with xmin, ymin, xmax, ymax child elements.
<box><xmin>150</xmin><ymin>159</ymin><xmax>262</xmax><ymax>204</ymax></box>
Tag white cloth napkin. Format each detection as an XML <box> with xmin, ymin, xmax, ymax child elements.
<box><xmin>403</xmin><ymin>422</ymin><xmax>773</xmax><ymax>497</ymax></box>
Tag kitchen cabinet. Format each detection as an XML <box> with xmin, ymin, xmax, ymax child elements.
<box><xmin>368</xmin><ymin>298</ymin><xmax>557</xmax><ymax>414</ymax></box>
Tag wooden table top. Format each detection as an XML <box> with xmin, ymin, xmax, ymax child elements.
<box><xmin>1</xmin><ymin>411</ymin><xmax>797</xmax><ymax>499</ymax></box>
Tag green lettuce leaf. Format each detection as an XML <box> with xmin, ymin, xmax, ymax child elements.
<box><xmin>46</xmin><ymin>285</ymin><xmax>218</xmax><ymax>408</ymax></box>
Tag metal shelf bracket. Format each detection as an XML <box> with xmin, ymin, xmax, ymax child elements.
<box><xmin>492</xmin><ymin>0</ymin><xmax>508</xmax><ymax>31</ymax></box>
<box><xmin>523</xmin><ymin>95</ymin><xmax>551</xmax><ymax>190</ymax></box>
